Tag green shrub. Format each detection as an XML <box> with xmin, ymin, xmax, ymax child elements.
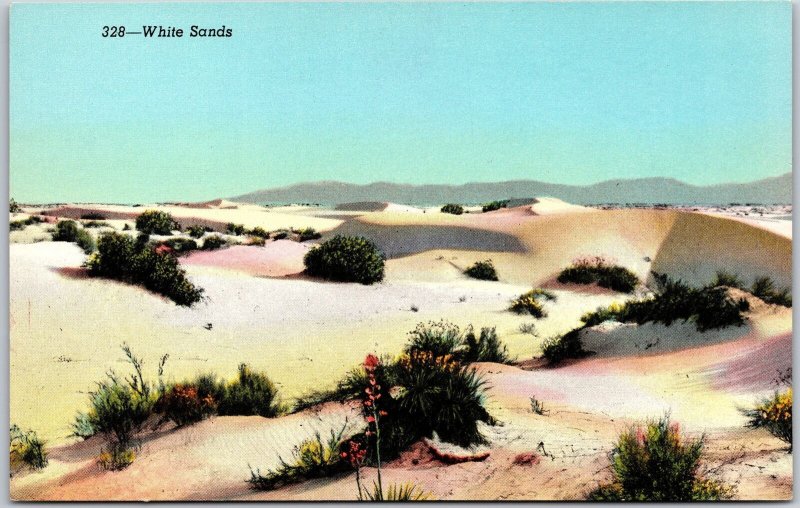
<box><xmin>226</xmin><ymin>223</ymin><xmax>246</xmax><ymax>235</ymax></box>
<box><xmin>9</xmin><ymin>198</ymin><xmax>20</xmax><ymax>213</ymax></box>
<box><xmin>541</xmin><ymin>328</ymin><xmax>586</xmax><ymax>363</ymax></box>
<box><xmin>86</xmin><ymin>231</ymin><xmax>204</xmax><ymax>306</ymax></box>
<box><xmin>405</xmin><ymin>320</ymin><xmax>464</xmax><ymax>358</ymax></box>
<box><xmin>248</xmin><ymin>226</ymin><xmax>270</xmax><ymax>239</ymax></box>
<box><xmin>52</xmin><ymin>220</ymin><xmax>95</xmax><ymax>253</ymax></box>
<box><xmin>10</xmin><ymin>215</ymin><xmax>44</xmax><ymax>231</ymax></box>
<box><xmin>751</xmin><ymin>276</ymin><xmax>792</xmax><ymax>307</ymax></box>
<box><xmin>710</xmin><ymin>270</ymin><xmax>744</xmax><ymax>289</ymax></box>
<box><xmin>297</xmin><ymin>227</ymin><xmax>321</xmax><ymax>242</ymax></box>
<box><xmin>482</xmin><ymin>200</ymin><xmax>509</xmax><ymax>213</ymax></box>
<box><xmin>743</xmin><ymin>388</ymin><xmax>792</xmax><ymax>451</ymax></box>
<box><xmin>135</xmin><ymin>210</ymin><xmax>179</xmax><ymax>235</ymax></box>
<box><xmin>273</xmin><ymin>230</ymin><xmax>289</xmax><ymax>240</ymax></box>
<box><xmin>10</xmin><ymin>425</ymin><xmax>48</xmax><ymax>472</ymax></box>
<box><xmin>509</xmin><ymin>289</ymin><xmax>555</xmax><ymax>318</ymax></box>
<box><xmin>187</xmin><ymin>224</ymin><xmax>211</xmax><ymax>239</ymax></box>
<box><xmin>71</xmin><ymin>412</ymin><xmax>96</xmax><ymax>440</ymax></box>
<box><xmin>160</xmin><ymin>237</ymin><xmax>198</xmax><ymax>255</ymax></box>
<box><xmin>361</xmin><ymin>482</ymin><xmax>433</xmax><ymax>501</ymax></box>
<box><xmin>218</xmin><ymin>364</ymin><xmax>282</xmax><ymax>417</ymax></box>
<box><xmin>463</xmin><ymin>326</ymin><xmax>511</xmax><ymax>363</ymax></box>
<box><xmin>557</xmin><ymin>256</ymin><xmax>638</xmax><ymax>293</ymax></box>
<box><xmin>440</xmin><ymin>203</ymin><xmax>464</xmax><ymax>215</ymax></box>
<box><xmin>303</xmin><ymin>235</ymin><xmax>385</xmax><ymax>285</ymax></box>
<box><xmin>81</xmin><ymin>212</ymin><xmax>106</xmax><ymax>220</ymax></box>
<box><xmin>588</xmin><ymin>416</ymin><xmax>731</xmax><ymax>501</ymax></box>
<box><xmin>98</xmin><ymin>443</ymin><xmax>136</xmax><ymax>471</ymax></box>
<box><xmin>248</xmin><ymin>425</ymin><xmax>349</xmax><ymax>490</ymax></box>
<box><xmin>201</xmin><ymin>235</ymin><xmax>227</xmax><ymax>250</ymax></box>
<box><xmin>82</xmin><ymin>220</ymin><xmax>111</xmax><ymax>228</ymax></box>
<box><xmin>464</xmin><ymin>260</ymin><xmax>498</xmax><ymax>281</ymax></box>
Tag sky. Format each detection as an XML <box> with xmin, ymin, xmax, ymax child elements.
<box><xmin>10</xmin><ymin>2</ymin><xmax>791</xmax><ymax>203</ymax></box>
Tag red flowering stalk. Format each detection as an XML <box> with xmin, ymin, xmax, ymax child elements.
<box><xmin>340</xmin><ymin>439</ymin><xmax>367</xmax><ymax>499</ymax></box>
<box><xmin>363</xmin><ymin>354</ymin><xmax>385</xmax><ymax>500</ymax></box>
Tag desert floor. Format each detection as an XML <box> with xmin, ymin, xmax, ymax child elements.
<box><xmin>9</xmin><ymin>199</ymin><xmax>793</xmax><ymax>500</ymax></box>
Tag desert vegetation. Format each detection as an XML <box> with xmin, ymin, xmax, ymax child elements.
<box><xmin>187</xmin><ymin>224</ymin><xmax>212</xmax><ymax>238</ymax></box>
<box><xmin>509</xmin><ymin>289</ymin><xmax>556</xmax><ymax>318</ymax></box>
<box><xmin>296</xmin><ymin>227</ymin><xmax>322</xmax><ymax>242</ymax></box>
<box><xmin>10</xmin><ymin>215</ymin><xmax>44</xmax><ymax>232</ymax></box>
<box><xmin>440</xmin><ymin>203</ymin><xmax>464</xmax><ymax>215</ymax></box>
<box><xmin>303</xmin><ymin>235</ymin><xmax>385</xmax><ymax>284</ymax></box>
<box><xmin>464</xmin><ymin>259</ymin><xmax>498</xmax><ymax>281</ymax></box>
<box><xmin>589</xmin><ymin>415</ymin><xmax>731</xmax><ymax>501</ymax></box>
<box><xmin>557</xmin><ymin>256</ymin><xmax>638</xmax><ymax>293</ymax></box>
<box><xmin>10</xmin><ymin>425</ymin><xmax>48</xmax><ymax>474</ymax></box>
<box><xmin>52</xmin><ymin>220</ymin><xmax>95</xmax><ymax>253</ymax></box>
<box><xmin>135</xmin><ymin>210</ymin><xmax>180</xmax><ymax>235</ymax></box>
<box><xmin>743</xmin><ymin>388</ymin><xmax>792</xmax><ymax>451</ymax></box>
<box><xmin>86</xmin><ymin>231</ymin><xmax>204</xmax><ymax>306</ymax></box>
<box><xmin>482</xmin><ymin>200</ymin><xmax>509</xmax><ymax>212</ymax></box>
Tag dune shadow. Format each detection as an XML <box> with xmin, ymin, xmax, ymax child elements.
<box><xmin>325</xmin><ymin>222</ymin><xmax>526</xmax><ymax>259</ymax></box>
<box><xmin>51</xmin><ymin>266</ymin><xmax>90</xmax><ymax>279</ymax></box>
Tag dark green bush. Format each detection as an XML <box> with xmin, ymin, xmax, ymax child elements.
<box><xmin>750</xmin><ymin>276</ymin><xmax>792</xmax><ymax>307</ymax></box>
<box><xmin>463</xmin><ymin>326</ymin><xmax>511</xmax><ymax>363</ymax></box>
<box><xmin>160</xmin><ymin>237</ymin><xmax>198</xmax><ymax>255</ymax></box>
<box><xmin>10</xmin><ymin>215</ymin><xmax>43</xmax><ymax>231</ymax></box>
<box><xmin>482</xmin><ymin>200</ymin><xmax>509</xmax><ymax>213</ymax></box>
<box><xmin>82</xmin><ymin>220</ymin><xmax>111</xmax><ymax>228</ymax></box>
<box><xmin>248</xmin><ymin>226</ymin><xmax>270</xmax><ymax>239</ymax></box>
<box><xmin>440</xmin><ymin>203</ymin><xmax>464</xmax><ymax>215</ymax></box>
<box><xmin>303</xmin><ymin>235</ymin><xmax>385</xmax><ymax>285</ymax></box>
<box><xmin>10</xmin><ymin>425</ymin><xmax>48</xmax><ymax>472</ymax></box>
<box><xmin>9</xmin><ymin>198</ymin><xmax>20</xmax><ymax>213</ymax></box>
<box><xmin>226</xmin><ymin>223</ymin><xmax>246</xmax><ymax>235</ymax></box>
<box><xmin>557</xmin><ymin>256</ymin><xmax>638</xmax><ymax>293</ymax></box>
<box><xmin>541</xmin><ymin>328</ymin><xmax>586</xmax><ymax>363</ymax></box>
<box><xmin>86</xmin><ymin>231</ymin><xmax>204</xmax><ymax>306</ymax></box>
<box><xmin>405</xmin><ymin>320</ymin><xmax>464</xmax><ymax>358</ymax></box>
<box><xmin>52</xmin><ymin>220</ymin><xmax>95</xmax><ymax>253</ymax></box>
<box><xmin>187</xmin><ymin>224</ymin><xmax>211</xmax><ymax>239</ymax></box>
<box><xmin>201</xmin><ymin>235</ymin><xmax>227</xmax><ymax>250</ymax></box>
<box><xmin>710</xmin><ymin>270</ymin><xmax>744</xmax><ymax>289</ymax></box>
<box><xmin>464</xmin><ymin>260</ymin><xmax>498</xmax><ymax>281</ymax></box>
<box><xmin>217</xmin><ymin>364</ymin><xmax>282</xmax><ymax>417</ymax></box>
<box><xmin>297</xmin><ymin>227</ymin><xmax>321</xmax><ymax>242</ymax></box>
<box><xmin>273</xmin><ymin>230</ymin><xmax>289</xmax><ymax>240</ymax></box>
<box><xmin>81</xmin><ymin>212</ymin><xmax>106</xmax><ymax>220</ymax></box>
<box><xmin>588</xmin><ymin>416</ymin><xmax>730</xmax><ymax>501</ymax></box>
<box><xmin>135</xmin><ymin>210</ymin><xmax>179</xmax><ymax>235</ymax></box>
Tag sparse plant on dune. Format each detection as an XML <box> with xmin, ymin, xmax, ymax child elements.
<box><xmin>217</xmin><ymin>364</ymin><xmax>283</xmax><ymax>418</ymax></box>
<box><xmin>518</xmin><ymin>322</ymin><xmax>538</xmax><ymax>336</ymax></box>
<box><xmin>541</xmin><ymin>329</ymin><xmax>586</xmax><ymax>363</ymax></box>
<box><xmin>52</xmin><ymin>219</ymin><xmax>95</xmax><ymax>253</ymax></box>
<box><xmin>463</xmin><ymin>326</ymin><xmax>511</xmax><ymax>363</ymax></box>
<box><xmin>743</xmin><ymin>389</ymin><xmax>792</xmax><ymax>451</ymax></box>
<box><xmin>440</xmin><ymin>203</ymin><xmax>464</xmax><ymax>215</ymax></box>
<box><xmin>588</xmin><ymin>415</ymin><xmax>731</xmax><ymax>501</ymax></box>
<box><xmin>10</xmin><ymin>215</ymin><xmax>44</xmax><ymax>232</ymax></box>
<box><xmin>297</xmin><ymin>227</ymin><xmax>322</xmax><ymax>242</ymax></box>
<box><xmin>226</xmin><ymin>223</ymin><xmax>246</xmax><ymax>235</ymax></box>
<box><xmin>187</xmin><ymin>224</ymin><xmax>211</xmax><ymax>238</ymax></box>
<box><xmin>10</xmin><ymin>425</ymin><xmax>48</xmax><ymax>473</ymax></box>
<box><xmin>509</xmin><ymin>289</ymin><xmax>555</xmax><ymax>318</ymax></box>
<box><xmin>558</xmin><ymin>256</ymin><xmax>638</xmax><ymax>293</ymax></box>
<box><xmin>201</xmin><ymin>234</ymin><xmax>227</xmax><ymax>250</ymax></box>
<box><xmin>464</xmin><ymin>259</ymin><xmax>499</xmax><ymax>281</ymax></box>
<box><xmin>709</xmin><ymin>270</ymin><xmax>744</xmax><ymax>289</ymax></box>
<box><xmin>303</xmin><ymin>235</ymin><xmax>385</xmax><ymax>285</ymax></box>
<box><xmin>135</xmin><ymin>210</ymin><xmax>179</xmax><ymax>235</ymax></box>
<box><xmin>248</xmin><ymin>226</ymin><xmax>270</xmax><ymax>239</ymax></box>
<box><xmin>482</xmin><ymin>200</ymin><xmax>509</xmax><ymax>213</ymax></box>
<box><xmin>750</xmin><ymin>276</ymin><xmax>792</xmax><ymax>307</ymax></box>
<box><xmin>9</xmin><ymin>198</ymin><xmax>20</xmax><ymax>213</ymax></box>
<box><xmin>529</xmin><ymin>396</ymin><xmax>548</xmax><ymax>416</ymax></box>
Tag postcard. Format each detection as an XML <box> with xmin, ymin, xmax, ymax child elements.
<box><xmin>8</xmin><ymin>1</ymin><xmax>792</xmax><ymax>501</ymax></box>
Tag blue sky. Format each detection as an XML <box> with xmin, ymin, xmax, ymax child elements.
<box><xmin>10</xmin><ymin>2</ymin><xmax>791</xmax><ymax>203</ymax></box>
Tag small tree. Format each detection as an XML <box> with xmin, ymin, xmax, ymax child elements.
<box><xmin>135</xmin><ymin>210</ymin><xmax>179</xmax><ymax>235</ymax></box>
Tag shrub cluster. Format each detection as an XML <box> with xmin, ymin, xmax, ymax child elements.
<box><xmin>743</xmin><ymin>388</ymin><xmax>792</xmax><ymax>451</ymax></box>
<box><xmin>541</xmin><ymin>328</ymin><xmax>585</xmax><ymax>363</ymax></box>
<box><xmin>81</xmin><ymin>212</ymin><xmax>106</xmax><ymax>220</ymax></box>
<box><xmin>588</xmin><ymin>416</ymin><xmax>731</xmax><ymax>501</ymax></box>
<box><xmin>297</xmin><ymin>227</ymin><xmax>322</xmax><ymax>242</ymax></box>
<box><xmin>9</xmin><ymin>198</ymin><xmax>20</xmax><ymax>213</ymax></box>
<box><xmin>509</xmin><ymin>289</ymin><xmax>556</xmax><ymax>318</ymax></box>
<box><xmin>557</xmin><ymin>256</ymin><xmax>639</xmax><ymax>293</ymax></box>
<box><xmin>82</xmin><ymin>220</ymin><xmax>111</xmax><ymax>228</ymax></box>
<box><xmin>86</xmin><ymin>231</ymin><xmax>204</xmax><ymax>306</ymax></box>
<box><xmin>464</xmin><ymin>260</ymin><xmax>498</xmax><ymax>281</ymax></box>
<box><xmin>135</xmin><ymin>210</ymin><xmax>180</xmax><ymax>235</ymax></box>
<box><xmin>304</xmin><ymin>235</ymin><xmax>385</xmax><ymax>285</ymax></box>
<box><xmin>159</xmin><ymin>237</ymin><xmax>198</xmax><ymax>255</ymax></box>
<box><xmin>440</xmin><ymin>203</ymin><xmax>464</xmax><ymax>215</ymax></box>
<box><xmin>10</xmin><ymin>215</ymin><xmax>44</xmax><ymax>231</ymax></box>
<box><xmin>249</xmin><ymin>226</ymin><xmax>270</xmax><ymax>239</ymax></box>
<box><xmin>187</xmin><ymin>224</ymin><xmax>212</xmax><ymax>239</ymax></box>
<box><xmin>709</xmin><ymin>271</ymin><xmax>791</xmax><ymax>307</ymax></box>
<box><xmin>201</xmin><ymin>235</ymin><xmax>227</xmax><ymax>250</ymax></box>
<box><xmin>52</xmin><ymin>220</ymin><xmax>95</xmax><ymax>253</ymax></box>
<box><xmin>482</xmin><ymin>200</ymin><xmax>509</xmax><ymax>213</ymax></box>
<box><xmin>226</xmin><ymin>223</ymin><xmax>247</xmax><ymax>235</ymax></box>
<box><xmin>10</xmin><ymin>425</ymin><xmax>48</xmax><ymax>473</ymax></box>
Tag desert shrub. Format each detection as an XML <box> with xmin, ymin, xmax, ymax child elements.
<box><xmin>82</xmin><ymin>220</ymin><xmax>111</xmax><ymax>228</ymax></box>
<box><xmin>98</xmin><ymin>443</ymin><xmax>136</xmax><ymax>471</ymax></box>
<box><xmin>273</xmin><ymin>230</ymin><xmax>289</xmax><ymax>240</ymax></box>
<box><xmin>246</xmin><ymin>235</ymin><xmax>266</xmax><ymax>246</ymax></box>
<box><xmin>482</xmin><ymin>200</ymin><xmax>509</xmax><ymax>213</ymax></box>
<box><xmin>10</xmin><ymin>425</ymin><xmax>48</xmax><ymax>472</ymax></box>
<box><xmin>588</xmin><ymin>416</ymin><xmax>731</xmax><ymax>501</ymax></box>
<box><xmin>580</xmin><ymin>273</ymin><xmax>748</xmax><ymax>332</ymax></box>
<box><xmin>303</xmin><ymin>235</ymin><xmax>385</xmax><ymax>285</ymax></box>
<box><xmin>751</xmin><ymin>276</ymin><xmax>792</xmax><ymax>307</ymax></box>
<box><xmin>86</xmin><ymin>231</ymin><xmax>204</xmax><ymax>306</ymax></box>
<box><xmin>248</xmin><ymin>226</ymin><xmax>270</xmax><ymax>239</ymax></box>
<box><xmin>557</xmin><ymin>256</ymin><xmax>638</xmax><ymax>293</ymax></box>
<box><xmin>404</xmin><ymin>320</ymin><xmax>464</xmax><ymax>358</ymax></box>
<box><xmin>81</xmin><ymin>212</ymin><xmax>106</xmax><ymax>220</ymax></box>
<box><xmin>464</xmin><ymin>260</ymin><xmax>498</xmax><ymax>281</ymax></box>
<box><xmin>743</xmin><ymin>389</ymin><xmax>792</xmax><ymax>451</ymax></box>
<box><xmin>226</xmin><ymin>223</ymin><xmax>246</xmax><ymax>235</ymax></box>
<box><xmin>541</xmin><ymin>328</ymin><xmax>585</xmax><ymax>363</ymax></box>
<box><xmin>297</xmin><ymin>227</ymin><xmax>321</xmax><ymax>242</ymax></box>
<box><xmin>135</xmin><ymin>210</ymin><xmax>179</xmax><ymax>235</ymax></box>
<box><xmin>217</xmin><ymin>364</ymin><xmax>282</xmax><ymax>417</ymax></box>
<box><xmin>509</xmin><ymin>289</ymin><xmax>555</xmax><ymax>318</ymax></box>
<box><xmin>9</xmin><ymin>198</ymin><xmax>20</xmax><ymax>213</ymax></box>
<box><xmin>440</xmin><ymin>203</ymin><xmax>464</xmax><ymax>215</ymax></box>
<box><xmin>529</xmin><ymin>396</ymin><xmax>548</xmax><ymax>416</ymax></box>
<box><xmin>463</xmin><ymin>327</ymin><xmax>511</xmax><ymax>363</ymax></box>
<box><xmin>71</xmin><ymin>412</ymin><xmax>96</xmax><ymax>440</ymax></box>
<box><xmin>52</xmin><ymin>220</ymin><xmax>95</xmax><ymax>253</ymax></box>
<box><xmin>82</xmin><ymin>345</ymin><xmax>166</xmax><ymax>467</ymax></box>
<box><xmin>248</xmin><ymin>425</ymin><xmax>349</xmax><ymax>490</ymax></box>
<box><xmin>10</xmin><ymin>215</ymin><xmax>44</xmax><ymax>231</ymax></box>
<box><xmin>187</xmin><ymin>224</ymin><xmax>211</xmax><ymax>239</ymax></box>
<box><xmin>158</xmin><ymin>384</ymin><xmax>216</xmax><ymax>426</ymax></box>
<box><xmin>518</xmin><ymin>322</ymin><xmax>538</xmax><ymax>335</ymax></box>
<box><xmin>710</xmin><ymin>270</ymin><xmax>744</xmax><ymax>289</ymax></box>
<box><xmin>201</xmin><ymin>235</ymin><xmax>227</xmax><ymax>250</ymax></box>
<box><xmin>361</xmin><ymin>482</ymin><xmax>433</xmax><ymax>501</ymax></box>
<box><xmin>160</xmin><ymin>237</ymin><xmax>198</xmax><ymax>255</ymax></box>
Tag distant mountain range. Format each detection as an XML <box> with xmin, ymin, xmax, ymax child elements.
<box><xmin>232</xmin><ymin>172</ymin><xmax>792</xmax><ymax>206</ymax></box>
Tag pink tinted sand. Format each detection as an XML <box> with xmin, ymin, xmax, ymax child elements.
<box><xmin>182</xmin><ymin>241</ymin><xmax>309</xmax><ymax>277</ymax></box>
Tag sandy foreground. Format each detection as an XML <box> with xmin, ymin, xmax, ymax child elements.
<box><xmin>9</xmin><ymin>200</ymin><xmax>793</xmax><ymax>500</ymax></box>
